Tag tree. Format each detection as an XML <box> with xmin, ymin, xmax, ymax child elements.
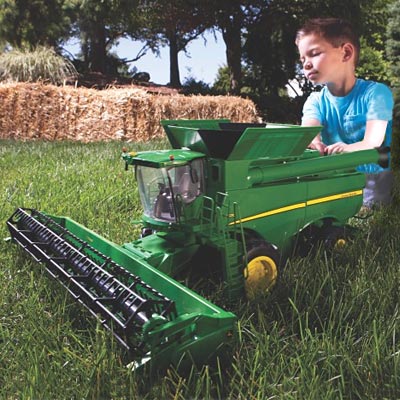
<box><xmin>356</xmin><ymin>0</ymin><xmax>393</xmax><ymax>84</ymax></box>
<box><xmin>202</xmin><ymin>1</ymin><xmax>263</xmax><ymax>95</ymax></box>
<box><xmin>386</xmin><ymin>0</ymin><xmax>400</xmax><ymax>168</ymax></box>
<box><xmin>211</xmin><ymin>1</ymin><xmax>245</xmax><ymax>95</ymax></box>
<box><xmin>386</xmin><ymin>0</ymin><xmax>400</xmax><ymax>95</ymax></box>
<box><xmin>72</xmin><ymin>0</ymin><xmax>143</xmax><ymax>74</ymax></box>
<box><xmin>135</xmin><ymin>0</ymin><xmax>212</xmax><ymax>88</ymax></box>
<box><xmin>357</xmin><ymin>37</ymin><xmax>391</xmax><ymax>83</ymax></box>
<box><xmin>0</xmin><ymin>0</ymin><xmax>73</xmax><ymax>48</ymax></box>
<box><xmin>243</xmin><ymin>2</ymin><xmax>299</xmax><ymax>96</ymax></box>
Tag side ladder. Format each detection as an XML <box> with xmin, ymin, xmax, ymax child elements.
<box><xmin>201</xmin><ymin>194</ymin><xmax>246</xmax><ymax>300</ymax></box>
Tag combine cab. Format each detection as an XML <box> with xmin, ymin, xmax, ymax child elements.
<box><xmin>7</xmin><ymin>119</ymin><xmax>388</xmax><ymax>371</ymax></box>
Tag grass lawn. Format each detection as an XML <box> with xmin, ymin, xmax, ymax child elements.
<box><xmin>0</xmin><ymin>140</ymin><xmax>399</xmax><ymax>399</ymax></box>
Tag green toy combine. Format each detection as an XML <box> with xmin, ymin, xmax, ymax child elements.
<box><xmin>7</xmin><ymin>119</ymin><xmax>388</xmax><ymax>371</ymax></box>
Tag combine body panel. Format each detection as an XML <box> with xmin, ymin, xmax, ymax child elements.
<box><xmin>7</xmin><ymin>119</ymin><xmax>388</xmax><ymax>371</ymax></box>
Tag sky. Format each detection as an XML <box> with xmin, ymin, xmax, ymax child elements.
<box><xmin>65</xmin><ymin>31</ymin><xmax>227</xmax><ymax>86</ymax></box>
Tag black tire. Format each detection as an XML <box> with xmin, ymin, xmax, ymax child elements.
<box><xmin>296</xmin><ymin>223</ymin><xmax>355</xmax><ymax>256</ymax></box>
<box><xmin>293</xmin><ymin>224</ymin><xmax>321</xmax><ymax>257</ymax></box>
<box><xmin>321</xmin><ymin>225</ymin><xmax>353</xmax><ymax>252</ymax></box>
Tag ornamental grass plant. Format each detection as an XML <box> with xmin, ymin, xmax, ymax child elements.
<box><xmin>0</xmin><ymin>46</ymin><xmax>77</xmax><ymax>85</ymax></box>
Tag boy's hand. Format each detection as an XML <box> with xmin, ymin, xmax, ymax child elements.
<box><xmin>308</xmin><ymin>140</ymin><xmax>327</xmax><ymax>155</ymax></box>
<box><xmin>325</xmin><ymin>142</ymin><xmax>348</xmax><ymax>154</ymax></box>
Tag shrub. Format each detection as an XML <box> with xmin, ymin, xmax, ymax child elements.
<box><xmin>181</xmin><ymin>76</ymin><xmax>214</xmax><ymax>95</ymax></box>
<box><xmin>0</xmin><ymin>46</ymin><xmax>77</xmax><ymax>85</ymax></box>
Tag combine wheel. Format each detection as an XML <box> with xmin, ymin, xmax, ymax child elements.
<box><xmin>293</xmin><ymin>225</ymin><xmax>320</xmax><ymax>257</ymax></box>
<box><xmin>322</xmin><ymin>226</ymin><xmax>351</xmax><ymax>251</ymax></box>
<box><xmin>244</xmin><ymin>240</ymin><xmax>280</xmax><ymax>300</ymax></box>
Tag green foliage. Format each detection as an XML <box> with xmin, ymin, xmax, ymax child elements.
<box><xmin>71</xmin><ymin>0</ymin><xmax>142</xmax><ymax>74</ymax></box>
<box><xmin>359</xmin><ymin>0</ymin><xmax>394</xmax><ymax>51</ymax></box>
<box><xmin>213</xmin><ymin>64</ymin><xmax>305</xmax><ymax>123</ymax></box>
<box><xmin>0</xmin><ymin>0</ymin><xmax>396</xmax><ymax>95</ymax></box>
<box><xmin>202</xmin><ymin>0</ymin><xmax>251</xmax><ymax>94</ymax></box>
<box><xmin>0</xmin><ymin>46</ymin><xmax>77</xmax><ymax>84</ymax></box>
<box><xmin>386</xmin><ymin>0</ymin><xmax>400</xmax><ymax>83</ymax></box>
<box><xmin>386</xmin><ymin>0</ymin><xmax>400</xmax><ymax>169</ymax></box>
<box><xmin>181</xmin><ymin>76</ymin><xmax>213</xmax><ymax>95</ymax></box>
<box><xmin>211</xmin><ymin>65</ymin><xmax>231</xmax><ymax>94</ymax></box>
<box><xmin>243</xmin><ymin>2</ymin><xmax>300</xmax><ymax>95</ymax></box>
<box><xmin>0</xmin><ymin>0</ymin><xmax>73</xmax><ymax>48</ymax></box>
<box><xmin>135</xmin><ymin>0</ymin><xmax>213</xmax><ymax>87</ymax></box>
<box><xmin>1</xmin><ymin>140</ymin><xmax>399</xmax><ymax>398</ymax></box>
<box><xmin>357</xmin><ymin>37</ymin><xmax>392</xmax><ymax>83</ymax></box>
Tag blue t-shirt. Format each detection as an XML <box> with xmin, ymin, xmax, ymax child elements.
<box><xmin>302</xmin><ymin>78</ymin><xmax>393</xmax><ymax>173</ymax></box>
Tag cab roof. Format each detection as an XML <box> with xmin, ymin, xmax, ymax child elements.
<box><xmin>122</xmin><ymin>149</ymin><xmax>205</xmax><ymax>168</ymax></box>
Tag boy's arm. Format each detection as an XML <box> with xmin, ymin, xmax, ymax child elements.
<box><xmin>325</xmin><ymin>120</ymin><xmax>387</xmax><ymax>154</ymax></box>
<box><xmin>302</xmin><ymin>118</ymin><xmax>327</xmax><ymax>155</ymax></box>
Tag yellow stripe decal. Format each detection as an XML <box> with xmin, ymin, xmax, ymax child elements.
<box><xmin>233</xmin><ymin>202</ymin><xmax>306</xmax><ymax>224</ymax></box>
<box><xmin>306</xmin><ymin>189</ymin><xmax>363</xmax><ymax>206</ymax></box>
<box><xmin>230</xmin><ymin>189</ymin><xmax>363</xmax><ymax>225</ymax></box>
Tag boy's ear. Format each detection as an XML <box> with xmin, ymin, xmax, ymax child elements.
<box><xmin>342</xmin><ymin>43</ymin><xmax>355</xmax><ymax>62</ymax></box>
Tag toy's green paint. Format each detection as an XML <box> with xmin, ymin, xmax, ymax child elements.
<box><xmin>7</xmin><ymin>119</ymin><xmax>387</xmax><ymax>372</ymax></box>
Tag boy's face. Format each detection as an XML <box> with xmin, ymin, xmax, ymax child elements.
<box><xmin>297</xmin><ymin>33</ymin><xmax>350</xmax><ymax>85</ymax></box>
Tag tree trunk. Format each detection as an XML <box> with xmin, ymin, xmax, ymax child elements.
<box><xmin>168</xmin><ymin>30</ymin><xmax>181</xmax><ymax>88</ymax></box>
<box><xmin>221</xmin><ymin>13</ymin><xmax>242</xmax><ymax>95</ymax></box>
<box><xmin>89</xmin><ymin>24</ymin><xmax>107</xmax><ymax>74</ymax></box>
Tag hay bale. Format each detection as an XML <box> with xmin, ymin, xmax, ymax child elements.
<box><xmin>0</xmin><ymin>82</ymin><xmax>260</xmax><ymax>142</ymax></box>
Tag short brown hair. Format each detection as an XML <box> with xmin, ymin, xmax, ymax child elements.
<box><xmin>296</xmin><ymin>18</ymin><xmax>360</xmax><ymax>65</ymax></box>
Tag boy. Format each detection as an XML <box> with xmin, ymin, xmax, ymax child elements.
<box><xmin>296</xmin><ymin>18</ymin><xmax>394</xmax><ymax>207</ymax></box>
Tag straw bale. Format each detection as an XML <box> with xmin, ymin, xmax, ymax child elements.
<box><xmin>0</xmin><ymin>82</ymin><xmax>260</xmax><ymax>142</ymax></box>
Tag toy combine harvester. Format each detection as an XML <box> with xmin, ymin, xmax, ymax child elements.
<box><xmin>7</xmin><ymin>119</ymin><xmax>388</xmax><ymax>371</ymax></box>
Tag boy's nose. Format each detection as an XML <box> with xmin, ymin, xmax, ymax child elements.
<box><xmin>303</xmin><ymin>61</ymin><xmax>312</xmax><ymax>70</ymax></box>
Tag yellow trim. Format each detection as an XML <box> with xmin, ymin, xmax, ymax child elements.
<box><xmin>230</xmin><ymin>189</ymin><xmax>363</xmax><ymax>225</ymax></box>
<box><xmin>234</xmin><ymin>202</ymin><xmax>306</xmax><ymax>224</ymax></box>
<box><xmin>306</xmin><ymin>190</ymin><xmax>363</xmax><ymax>206</ymax></box>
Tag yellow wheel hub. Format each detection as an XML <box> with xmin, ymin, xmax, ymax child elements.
<box><xmin>245</xmin><ymin>255</ymin><xmax>278</xmax><ymax>299</ymax></box>
<box><xmin>335</xmin><ymin>238</ymin><xmax>346</xmax><ymax>248</ymax></box>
